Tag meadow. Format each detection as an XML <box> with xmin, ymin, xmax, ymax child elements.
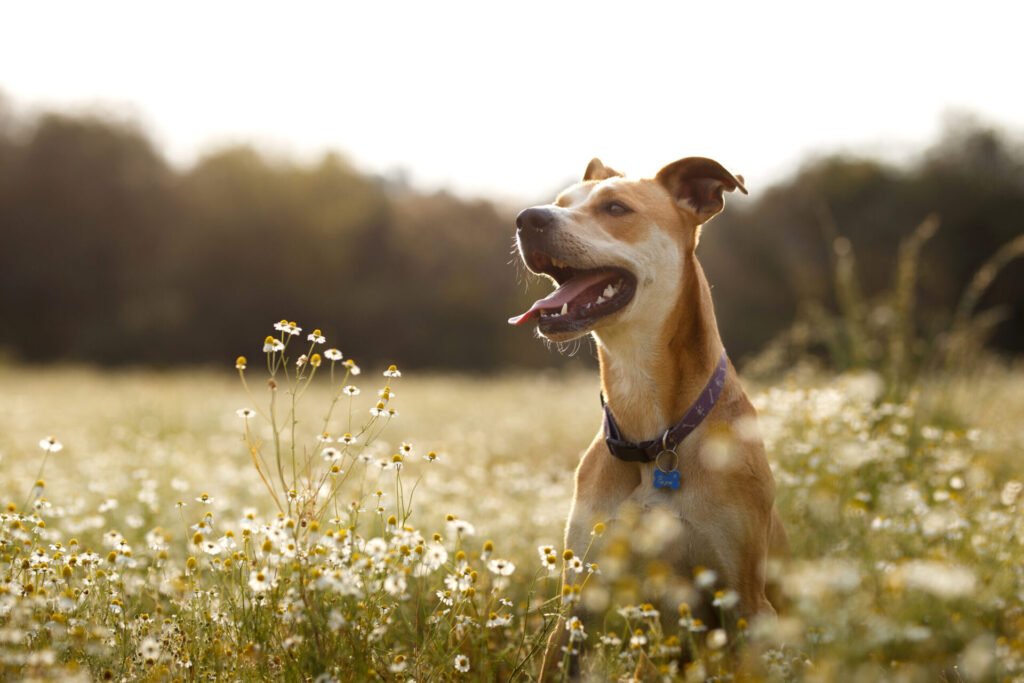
<box><xmin>1</xmin><ymin>329</ymin><xmax>1022</xmax><ymax>682</ymax></box>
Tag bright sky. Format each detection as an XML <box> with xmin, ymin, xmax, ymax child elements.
<box><xmin>1</xmin><ymin>1</ymin><xmax>1021</xmax><ymax>204</ymax></box>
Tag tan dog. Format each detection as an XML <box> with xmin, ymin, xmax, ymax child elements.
<box><xmin>509</xmin><ymin>156</ymin><xmax>788</xmax><ymax>678</ymax></box>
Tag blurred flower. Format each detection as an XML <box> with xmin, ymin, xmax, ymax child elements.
<box><xmin>894</xmin><ymin>560</ymin><xmax>976</xmax><ymax>599</ymax></box>
<box><xmin>249</xmin><ymin>569</ymin><xmax>271</xmax><ymax>593</ymax></box>
<box><xmin>235</xmin><ymin>356</ymin><xmax>247</xmax><ymax>370</ymax></box>
<box><xmin>321</xmin><ymin>448</ymin><xmax>342</xmax><ymax>463</ymax></box>
<box><xmin>1001</xmin><ymin>480</ymin><xmax>1023</xmax><ymax>506</ymax></box>
<box><xmin>453</xmin><ymin>654</ymin><xmax>470</xmax><ymax>673</ymax></box>
<box><xmin>487</xmin><ymin>558</ymin><xmax>515</xmax><ymax>576</ymax></box>
<box><xmin>707</xmin><ymin>629</ymin><xmax>728</xmax><ymax>649</ymax></box>
<box><xmin>325</xmin><ymin>348</ymin><xmax>342</xmax><ymax>361</ymax></box>
<box><xmin>307</xmin><ymin>329</ymin><xmax>326</xmax><ymax>344</ymax></box>
<box><xmin>343</xmin><ymin>385</ymin><xmax>360</xmax><ymax>396</ymax></box>
<box><xmin>384</xmin><ymin>364</ymin><xmax>401</xmax><ymax>378</ymax></box>
<box><xmin>447</xmin><ymin>519</ymin><xmax>476</xmax><ymax>537</ymax></box>
<box><xmin>566</xmin><ymin>616</ymin><xmax>587</xmax><ymax>641</ymax></box>
<box><xmin>38</xmin><ymin>436</ymin><xmax>63</xmax><ymax>453</ymax></box>
<box><xmin>486</xmin><ymin>613</ymin><xmax>512</xmax><ymax>628</ymax></box>
<box><xmin>343</xmin><ymin>359</ymin><xmax>361</xmax><ymax>375</ymax></box>
<box><xmin>236</xmin><ymin>408</ymin><xmax>256</xmax><ymax>419</ymax></box>
<box><xmin>695</xmin><ymin>567</ymin><xmax>717</xmax><ymax>589</ymax></box>
<box><xmin>139</xmin><ymin>637</ymin><xmax>161</xmax><ymax>661</ymax></box>
<box><xmin>263</xmin><ymin>336</ymin><xmax>284</xmax><ymax>353</ymax></box>
<box><xmin>712</xmin><ymin>590</ymin><xmax>739</xmax><ymax>610</ymax></box>
<box><xmin>629</xmin><ymin>630</ymin><xmax>647</xmax><ymax>648</ymax></box>
<box><xmin>639</xmin><ymin>603</ymin><xmax>659</xmax><ymax>618</ymax></box>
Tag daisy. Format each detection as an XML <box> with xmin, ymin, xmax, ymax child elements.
<box><xmin>325</xmin><ymin>348</ymin><xmax>343</xmax><ymax>361</ymax></box>
<box><xmin>307</xmin><ymin>329</ymin><xmax>326</xmax><ymax>344</ymax></box>
<box><xmin>487</xmin><ymin>558</ymin><xmax>516</xmax><ymax>576</ymax></box>
<box><xmin>487</xmin><ymin>613</ymin><xmax>513</xmax><ymax>628</ymax></box>
<box><xmin>139</xmin><ymin>637</ymin><xmax>161</xmax><ymax>661</ymax></box>
<box><xmin>629</xmin><ymin>630</ymin><xmax>648</xmax><ymax>649</ymax></box>
<box><xmin>249</xmin><ymin>570</ymin><xmax>271</xmax><ymax>592</ymax></box>
<box><xmin>39</xmin><ymin>436</ymin><xmax>63</xmax><ymax>453</ymax></box>
<box><xmin>453</xmin><ymin>654</ymin><xmax>470</xmax><ymax>673</ymax></box>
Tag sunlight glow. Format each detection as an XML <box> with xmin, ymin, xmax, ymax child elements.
<box><xmin>1</xmin><ymin>0</ymin><xmax>1021</xmax><ymax>202</ymax></box>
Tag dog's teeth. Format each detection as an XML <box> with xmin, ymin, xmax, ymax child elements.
<box><xmin>560</xmin><ymin>303</ymin><xmax>568</xmax><ymax>316</ymax></box>
<box><xmin>596</xmin><ymin>295</ymin><xmax>606</xmax><ymax>305</ymax></box>
<box><xmin>602</xmin><ymin>285</ymin><xmax>616</xmax><ymax>298</ymax></box>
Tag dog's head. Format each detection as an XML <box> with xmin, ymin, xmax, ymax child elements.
<box><xmin>510</xmin><ymin>156</ymin><xmax>747</xmax><ymax>343</ymax></box>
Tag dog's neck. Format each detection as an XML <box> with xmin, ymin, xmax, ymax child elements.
<box><xmin>594</xmin><ymin>252</ymin><xmax>724</xmax><ymax>444</ymax></box>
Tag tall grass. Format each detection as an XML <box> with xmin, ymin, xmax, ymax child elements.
<box><xmin>750</xmin><ymin>208</ymin><xmax>1023</xmax><ymax>402</ymax></box>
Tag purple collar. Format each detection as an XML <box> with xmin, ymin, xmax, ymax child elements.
<box><xmin>602</xmin><ymin>350</ymin><xmax>728</xmax><ymax>463</ymax></box>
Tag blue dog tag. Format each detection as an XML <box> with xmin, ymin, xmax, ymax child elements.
<box><xmin>653</xmin><ymin>469</ymin><xmax>680</xmax><ymax>490</ymax></box>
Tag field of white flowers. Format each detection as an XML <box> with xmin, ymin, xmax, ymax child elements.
<box><xmin>1</xmin><ymin>324</ymin><xmax>1022</xmax><ymax>681</ymax></box>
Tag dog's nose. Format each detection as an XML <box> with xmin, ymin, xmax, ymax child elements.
<box><xmin>516</xmin><ymin>207</ymin><xmax>555</xmax><ymax>233</ymax></box>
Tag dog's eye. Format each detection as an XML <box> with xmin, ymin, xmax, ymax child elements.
<box><xmin>604</xmin><ymin>201</ymin><xmax>632</xmax><ymax>217</ymax></box>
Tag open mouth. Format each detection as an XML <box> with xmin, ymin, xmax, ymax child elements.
<box><xmin>509</xmin><ymin>251</ymin><xmax>637</xmax><ymax>334</ymax></box>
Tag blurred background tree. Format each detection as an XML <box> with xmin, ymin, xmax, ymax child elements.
<box><xmin>0</xmin><ymin>98</ymin><xmax>1021</xmax><ymax>371</ymax></box>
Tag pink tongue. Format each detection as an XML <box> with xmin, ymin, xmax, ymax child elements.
<box><xmin>508</xmin><ymin>271</ymin><xmax>612</xmax><ymax>326</ymax></box>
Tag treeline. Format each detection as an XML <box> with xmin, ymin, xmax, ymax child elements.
<box><xmin>0</xmin><ymin>105</ymin><xmax>563</xmax><ymax>369</ymax></box>
<box><xmin>0</xmin><ymin>100</ymin><xmax>1021</xmax><ymax>370</ymax></box>
<box><xmin>705</xmin><ymin>116</ymin><xmax>1024</xmax><ymax>366</ymax></box>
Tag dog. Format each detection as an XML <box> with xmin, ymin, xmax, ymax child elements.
<box><xmin>509</xmin><ymin>156</ymin><xmax>788</xmax><ymax>678</ymax></box>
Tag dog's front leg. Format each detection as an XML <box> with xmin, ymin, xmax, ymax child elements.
<box><xmin>540</xmin><ymin>440</ymin><xmax>640</xmax><ymax>680</ymax></box>
<box><xmin>714</xmin><ymin>502</ymin><xmax>778</xmax><ymax>622</ymax></box>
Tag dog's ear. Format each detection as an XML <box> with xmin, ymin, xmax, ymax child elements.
<box><xmin>583</xmin><ymin>158</ymin><xmax>623</xmax><ymax>182</ymax></box>
<box><xmin>655</xmin><ymin>157</ymin><xmax>748</xmax><ymax>223</ymax></box>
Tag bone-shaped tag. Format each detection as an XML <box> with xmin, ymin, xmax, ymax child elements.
<box><xmin>653</xmin><ymin>469</ymin><xmax>681</xmax><ymax>490</ymax></box>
